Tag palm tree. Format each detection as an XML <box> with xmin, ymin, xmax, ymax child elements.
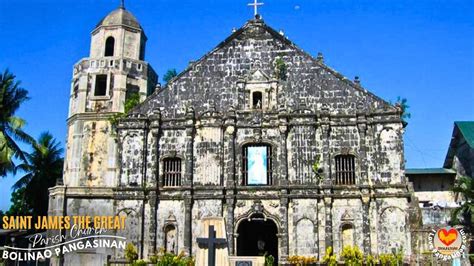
<box><xmin>13</xmin><ymin>132</ymin><xmax>63</xmax><ymax>216</ymax></box>
<box><xmin>451</xmin><ymin>175</ymin><xmax>474</xmax><ymax>229</ymax></box>
<box><xmin>0</xmin><ymin>69</ymin><xmax>34</xmax><ymax>176</ymax></box>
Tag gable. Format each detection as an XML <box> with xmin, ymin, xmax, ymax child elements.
<box><xmin>135</xmin><ymin>18</ymin><xmax>395</xmax><ymax>118</ymax></box>
<box><xmin>444</xmin><ymin>121</ymin><xmax>474</xmax><ymax>169</ymax></box>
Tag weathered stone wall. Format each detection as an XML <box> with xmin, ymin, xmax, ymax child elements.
<box><xmin>287</xmin><ymin>123</ymin><xmax>320</xmax><ymax>184</ymax></box>
<box><xmin>115</xmin><ymin>199</ymin><xmax>144</xmax><ymax>256</ymax></box>
<box><xmin>288</xmin><ymin>199</ymin><xmax>319</xmax><ymax>256</ymax></box>
<box><xmin>375</xmin><ymin>198</ymin><xmax>411</xmax><ymax>255</ymax></box>
<box><xmin>119</xmin><ymin>128</ymin><xmax>145</xmax><ymax>186</ymax></box>
<box><xmin>63</xmin><ymin>120</ymin><xmax>117</xmax><ymax>187</ymax></box>
<box><xmin>193</xmin><ymin>126</ymin><xmax>222</xmax><ymax>185</ymax></box>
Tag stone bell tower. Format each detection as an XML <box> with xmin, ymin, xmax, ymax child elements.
<box><xmin>64</xmin><ymin>4</ymin><xmax>158</xmax><ymax>187</ymax></box>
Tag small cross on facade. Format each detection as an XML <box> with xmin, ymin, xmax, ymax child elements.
<box><xmin>248</xmin><ymin>0</ymin><xmax>264</xmax><ymax>17</ymax></box>
<box><xmin>196</xmin><ymin>225</ymin><xmax>227</xmax><ymax>266</ymax></box>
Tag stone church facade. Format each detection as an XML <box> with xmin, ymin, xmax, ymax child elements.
<box><xmin>48</xmin><ymin>5</ymin><xmax>421</xmax><ymax>265</ymax></box>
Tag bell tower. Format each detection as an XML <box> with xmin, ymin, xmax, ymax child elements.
<box><xmin>64</xmin><ymin>4</ymin><xmax>158</xmax><ymax>187</ymax></box>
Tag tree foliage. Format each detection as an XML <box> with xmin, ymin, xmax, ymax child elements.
<box><xmin>0</xmin><ymin>69</ymin><xmax>34</xmax><ymax>176</ymax></box>
<box><xmin>12</xmin><ymin>132</ymin><xmax>63</xmax><ymax>217</ymax></box>
<box><xmin>394</xmin><ymin>96</ymin><xmax>411</xmax><ymax>124</ymax></box>
<box><xmin>451</xmin><ymin>175</ymin><xmax>474</xmax><ymax>228</ymax></box>
<box><xmin>274</xmin><ymin>57</ymin><xmax>288</xmax><ymax>81</ymax></box>
<box><xmin>5</xmin><ymin>187</ymin><xmax>32</xmax><ymax>216</ymax></box>
<box><xmin>163</xmin><ymin>69</ymin><xmax>178</xmax><ymax>84</ymax></box>
<box><xmin>109</xmin><ymin>92</ymin><xmax>141</xmax><ymax>127</ymax></box>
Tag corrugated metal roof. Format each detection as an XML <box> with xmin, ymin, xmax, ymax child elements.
<box><xmin>405</xmin><ymin>168</ymin><xmax>456</xmax><ymax>175</ymax></box>
<box><xmin>455</xmin><ymin>121</ymin><xmax>474</xmax><ymax>149</ymax></box>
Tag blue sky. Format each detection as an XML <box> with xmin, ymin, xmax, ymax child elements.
<box><xmin>0</xmin><ymin>0</ymin><xmax>472</xmax><ymax>211</ymax></box>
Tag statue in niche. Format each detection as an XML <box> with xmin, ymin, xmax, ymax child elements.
<box><xmin>165</xmin><ymin>224</ymin><xmax>177</xmax><ymax>254</ymax></box>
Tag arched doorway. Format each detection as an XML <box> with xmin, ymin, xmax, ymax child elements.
<box><xmin>237</xmin><ymin>214</ymin><xmax>278</xmax><ymax>264</ymax></box>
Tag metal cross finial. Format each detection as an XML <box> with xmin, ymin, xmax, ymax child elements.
<box><xmin>248</xmin><ymin>0</ymin><xmax>264</xmax><ymax>17</ymax></box>
<box><xmin>120</xmin><ymin>0</ymin><xmax>125</xmax><ymax>9</ymax></box>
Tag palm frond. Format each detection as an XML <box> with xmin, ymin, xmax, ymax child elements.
<box><xmin>12</xmin><ymin>173</ymin><xmax>33</xmax><ymax>191</ymax></box>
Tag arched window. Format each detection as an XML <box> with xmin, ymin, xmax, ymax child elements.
<box><xmin>163</xmin><ymin>158</ymin><xmax>181</xmax><ymax>187</ymax></box>
<box><xmin>252</xmin><ymin>91</ymin><xmax>263</xmax><ymax>109</ymax></box>
<box><xmin>105</xmin><ymin>36</ymin><xmax>115</xmax><ymax>57</ymax></box>
<box><xmin>335</xmin><ymin>155</ymin><xmax>356</xmax><ymax>185</ymax></box>
<box><xmin>242</xmin><ymin>144</ymin><xmax>272</xmax><ymax>185</ymax></box>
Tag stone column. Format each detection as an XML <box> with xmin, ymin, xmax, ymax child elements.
<box><xmin>148</xmin><ymin>190</ymin><xmax>158</xmax><ymax>256</ymax></box>
<box><xmin>279</xmin><ymin>195</ymin><xmax>289</xmax><ymax>262</ymax></box>
<box><xmin>142</xmin><ymin>115</ymin><xmax>159</xmax><ymax>256</ymax></box>
<box><xmin>224</xmin><ymin>109</ymin><xmax>236</xmax><ymax>187</ymax></box>
<box><xmin>183</xmin><ymin>196</ymin><xmax>193</xmax><ymax>255</ymax></box>
<box><xmin>224</xmin><ymin>109</ymin><xmax>236</xmax><ymax>254</ymax></box>
<box><xmin>361</xmin><ymin>195</ymin><xmax>371</xmax><ymax>254</ymax></box>
<box><xmin>357</xmin><ymin>115</ymin><xmax>368</xmax><ymax>185</ymax></box>
<box><xmin>324</xmin><ymin>195</ymin><xmax>333</xmax><ymax>249</ymax></box>
<box><xmin>184</xmin><ymin>108</ymin><xmax>195</xmax><ymax>186</ymax></box>
<box><xmin>320</xmin><ymin>111</ymin><xmax>331</xmax><ymax>183</ymax></box>
<box><xmin>278</xmin><ymin>109</ymin><xmax>289</xmax><ymax>185</ymax></box>
<box><xmin>225</xmin><ymin>196</ymin><xmax>235</xmax><ymax>255</ymax></box>
<box><xmin>183</xmin><ymin>107</ymin><xmax>195</xmax><ymax>255</ymax></box>
<box><xmin>147</xmin><ymin>113</ymin><xmax>161</xmax><ymax>188</ymax></box>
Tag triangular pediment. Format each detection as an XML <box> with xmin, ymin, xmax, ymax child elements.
<box><xmin>248</xmin><ymin>69</ymin><xmax>271</xmax><ymax>83</ymax></box>
<box><xmin>134</xmin><ymin>17</ymin><xmax>397</xmax><ymax>118</ymax></box>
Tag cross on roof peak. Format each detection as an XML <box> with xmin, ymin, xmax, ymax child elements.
<box><xmin>248</xmin><ymin>0</ymin><xmax>264</xmax><ymax>17</ymax></box>
<box><xmin>119</xmin><ymin>0</ymin><xmax>125</xmax><ymax>9</ymax></box>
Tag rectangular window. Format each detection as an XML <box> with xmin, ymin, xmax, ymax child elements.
<box><xmin>163</xmin><ymin>158</ymin><xmax>181</xmax><ymax>187</ymax></box>
<box><xmin>94</xmin><ymin>75</ymin><xmax>108</xmax><ymax>96</ymax></box>
<box><xmin>335</xmin><ymin>155</ymin><xmax>356</xmax><ymax>185</ymax></box>
<box><xmin>243</xmin><ymin>144</ymin><xmax>272</xmax><ymax>185</ymax></box>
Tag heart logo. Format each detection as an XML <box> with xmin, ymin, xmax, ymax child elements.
<box><xmin>438</xmin><ymin>228</ymin><xmax>458</xmax><ymax>246</ymax></box>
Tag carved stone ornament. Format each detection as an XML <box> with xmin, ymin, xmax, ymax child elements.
<box><xmin>341</xmin><ymin>210</ymin><xmax>353</xmax><ymax>221</ymax></box>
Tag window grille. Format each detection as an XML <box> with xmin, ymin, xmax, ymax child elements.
<box><xmin>163</xmin><ymin>158</ymin><xmax>181</xmax><ymax>187</ymax></box>
<box><xmin>335</xmin><ymin>155</ymin><xmax>356</xmax><ymax>185</ymax></box>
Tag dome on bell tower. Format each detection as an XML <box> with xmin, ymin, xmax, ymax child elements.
<box><xmin>95</xmin><ymin>6</ymin><xmax>142</xmax><ymax>30</ymax></box>
<box><xmin>89</xmin><ymin>4</ymin><xmax>147</xmax><ymax>60</ymax></box>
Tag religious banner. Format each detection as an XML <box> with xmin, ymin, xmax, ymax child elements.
<box><xmin>247</xmin><ymin>147</ymin><xmax>267</xmax><ymax>185</ymax></box>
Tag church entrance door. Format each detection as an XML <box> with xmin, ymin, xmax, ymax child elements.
<box><xmin>237</xmin><ymin>216</ymin><xmax>278</xmax><ymax>264</ymax></box>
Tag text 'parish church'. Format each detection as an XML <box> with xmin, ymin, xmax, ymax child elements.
<box><xmin>48</xmin><ymin>2</ymin><xmax>421</xmax><ymax>264</ymax></box>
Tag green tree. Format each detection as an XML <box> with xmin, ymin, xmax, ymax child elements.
<box><xmin>451</xmin><ymin>175</ymin><xmax>474</xmax><ymax>229</ymax></box>
<box><xmin>13</xmin><ymin>132</ymin><xmax>63</xmax><ymax>217</ymax></box>
<box><xmin>163</xmin><ymin>69</ymin><xmax>178</xmax><ymax>84</ymax></box>
<box><xmin>109</xmin><ymin>92</ymin><xmax>141</xmax><ymax>127</ymax></box>
<box><xmin>0</xmin><ymin>69</ymin><xmax>34</xmax><ymax>176</ymax></box>
<box><xmin>5</xmin><ymin>187</ymin><xmax>32</xmax><ymax>216</ymax></box>
<box><xmin>274</xmin><ymin>58</ymin><xmax>288</xmax><ymax>81</ymax></box>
